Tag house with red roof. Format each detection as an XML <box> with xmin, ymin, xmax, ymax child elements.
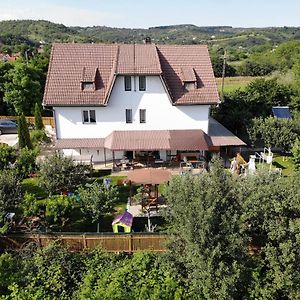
<box><xmin>43</xmin><ymin>42</ymin><xmax>245</xmax><ymax>164</ymax></box>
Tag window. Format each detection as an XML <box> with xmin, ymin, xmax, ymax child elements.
<box><xmin>139</xmin><ymin>76</ymin><xmax>146</xmax><ymax>91</ymax></box>
<box><xmin>124</xmin><ymin>76</ymin><xmax>131</xmax><ymax>91</ymax></box>
<box><xmin>82</xmin><ymin>110</ymin><xmax>96</xmax><ymax>123</ymax></box>
<box><xmin>126</xmin><ymin>109</ymin><xmax>132</xmax><ymax>123</ymax></box>
<box><xmin>139</xmin><ymin>109</ymin><xmax>146</xmax><ymax>123</ymax></box>
<box><xmin>82</xmin><ymin>82</ymin><xmax>94</xmax><ymax>91</ymax></box>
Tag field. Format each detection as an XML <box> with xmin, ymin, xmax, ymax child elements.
<box><xmin>216</xmin><ymin>76</ymin><xmax>262</xmax><ymax>93</ymax></box>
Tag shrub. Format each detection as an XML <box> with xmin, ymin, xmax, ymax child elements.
<box><xmin>292</xmin><ymin>139</ymin><xmax>300</xmax><ymax>172</ymax></box>
<box><xmin>39</xmin><ymin>153</ymin><xmax>90</xmax><ymax>196</ymax></box>
<box><xmin>15</xmin><ymin>147</ymin><xmax>38</xmax><ymax>178</ymax></box>
<box><xmin>30</xmin><ymin>129</ymin><xmax>50</xmax><ymax>147</ymax></box>
<box><xmin>17</xmin><ymin>114</ymin><xmax>32</xmax><ymax>149</ymax></box>
<box><xmin>0</xmin><ymin>144</ymin><xmax>16</xmax><ymax>170</ymax></box>
<box><xmin>34</xmin><ymin>102</ymin><xmax>44</xmax><ymax>130</ymax></box>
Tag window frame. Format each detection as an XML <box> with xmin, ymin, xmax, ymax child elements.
<box><xmin>82</xmin><ymin>109</ymin><xmax>97</xmax><ymax>124</ymax></box>
<box><xmin>139</xmin><ymin>109</ymin><xmax>146</xmax><ymax>123</ymax></box>
<box><xmin>124</xmin><ymin>76</ymin><xmax>132</xmax><ymax>91</ymax></box>
<box><xmin>125</xmin><ymin>109</ymin><xmax>133</xmax><ymax>123</ymax></box>
<box><xmin>139</xmin><ymin>76</ymin><xmax>146</xmax><ymax>91</ymax></box>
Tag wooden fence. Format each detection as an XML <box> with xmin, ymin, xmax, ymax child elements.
<box><xmin>0</xmin><ymin>116</ymin><xmax>55</xmax><ymax>127</ymax></box>
<box><xmin>0</xmin><ymin>232</ymin><xmax>169</xmax><ymax>253</ymax></box>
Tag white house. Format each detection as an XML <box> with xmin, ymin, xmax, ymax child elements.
<box><xmin>43</xmin><ymin>42</ymin><xmax>245</xmax><ymax>164</ymax></box>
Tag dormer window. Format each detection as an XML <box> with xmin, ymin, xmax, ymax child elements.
<box><xmin>184</xmin><ymin>82</ymin><xmax>196</xmax><ymax>91</ymax></box>
<box><xmin>82</xmin><ymin>82</ymin><xmax>94</xmax><ymax>91</ymax></box>
<box><xmin>81</xmin><ymin>67</ymin><xmax>97</xmax><ymax>91</ymax></box>
<box><xmin>181</xmin><ymin>67</ymin><xmax>197</xmax><ymax>91</ymax></box>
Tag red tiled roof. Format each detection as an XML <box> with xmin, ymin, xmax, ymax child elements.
<box><xmin>157</xmin><ymin>45</ymin><xmax>219</xmax><ymax>105</ymax></box>
<box><xmin>43</xmin><ymin>43</ymin><xmax>219</xmax><ymax>106</ymax></box>
<box><xmin>56</xmin><ymin>138</ymin><xmax>105</xmax><ymax>149</ymax></box>
<box><xmin>116</xmin><ymin>44</ymin><xmax>162</xmax><ymax>75</ymax></box>
<box><xmin>44</xmin><ymin>43</ymin><xmax>118</xmax><ymax>106</ymax></box>
<box><xmin>106</xmin><ymin>129</ymin><xmax>211</xmax><ymax>151</ymax></box>
<box><xmin>55</xmin><ymin>130</ymin><xmax>211</xmax><ymax>151</ymax></box>
<box><xmin>127</xmin><ymin>168</ymin><xmax>172</xmax><ymax>185</ymax></box>
<box><xmin>181</xmin><ymin>67</ymin><xmax>196</xmax><ymax>82</ymax></box>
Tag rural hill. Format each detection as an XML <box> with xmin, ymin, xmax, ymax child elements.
<box><xmin>1</xmin><ymin>20</ymin><xmax>300</xmax><ymax>46</ymax></box>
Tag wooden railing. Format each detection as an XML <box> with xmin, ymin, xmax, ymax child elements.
<box><xmin>0</xmin><ymin>232</ymin><xmax>169</xmax><ymax>253</ymax></box>
<box><xmin>0</xmin><ymin>116</ymin><xmax>55</xmax><ymax>127</ymax></box>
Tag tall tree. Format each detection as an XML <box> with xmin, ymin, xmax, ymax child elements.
<box><xmin>34</xmin><ymin>102</ymin><xmax>44</xmax><ymax>130</ymax></box>
<box><xmin>3</xmin><ymin>62</ymin><xmax>42</xmax><ymax>115</ymax></box>
<box><xmin>39</xmin><ymin>153</ymin><xmax>90</xmax><ymax>196</ymax></box>
<box><xmin>17</xmin><ymin>114</ymin><xmax>32</xmax><ymax>149</ymax></box>
<box><xmin>77</xmin><ymin>182</ymin><xmax>118</xmax><ymax>232</ymax></box>
<box><xmin>164</xmin><ymin>158</ymin><xmax>249</xmax><ymax>299</ymax></box>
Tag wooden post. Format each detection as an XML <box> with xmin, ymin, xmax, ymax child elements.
<box><xmin>128</xmin><ymin>234</ymin><xmax>132</xmax><ymax>253</ymax></box>
<box><xmin>104</xmin><ymin>148</ymin><xmax>107</xmax><ymax>167</ymax></box>
<box><xmin>83</xmin><ymin>235</ymin><xmax>88</xmax><ymax>249</ymax></box>
<box><xmin>112</xmin><ymin>151</ymin><xmax>115</xmax><ymax>171</ymax></box>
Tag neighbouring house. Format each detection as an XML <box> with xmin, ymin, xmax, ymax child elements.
<box><xmin>43</xmin><ymin>42</ymin><xmax>245</xmax><ymax>165</ymax></box>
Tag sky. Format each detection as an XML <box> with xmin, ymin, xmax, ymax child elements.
<box><xmin>0</xmin><ymin>0</ymin><xmax>299</xmax><ymax>28</ymax></box>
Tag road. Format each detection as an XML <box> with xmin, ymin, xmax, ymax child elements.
<box><xmin>0</xmin><ymin>134</ymin><xmax>18</xmax><ymax>147</ymax></box>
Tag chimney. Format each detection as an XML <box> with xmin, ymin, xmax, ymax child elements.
<box><xmin>144</xmin><ymin>37</ymin><xmax>152</xmax><ymax>44</ymax></box>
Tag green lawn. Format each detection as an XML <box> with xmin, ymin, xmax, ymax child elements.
<box><xmin>272</xmin><ymin>155</ymin><xmax>294</xmax><ymax>176</ymax></box>
<box><xmin>21</xmin><ymin>177</ymin><xmax>48</xmax><ymax>199</ymax></box>
<box><xmin>216</xmin><ymin>76</ymin><xmax>262</xmax><ymax>93</ymax></box>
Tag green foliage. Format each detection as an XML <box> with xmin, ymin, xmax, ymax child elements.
<box><xmin>213</xmin><ymin>78</ymin><xmax>295</xmax><ymax>142</ymax></box>
<box><xmin>292</xmin><ymin>139</ymin><xmax>300</xmax><ymax>171</ymax></box>
<box><xmin>248</xmin><ymin>117</ymin><xmax>300</xmax><ymax>151</ymax></box>
<box><xmin>0</xmin><ymin>169</ymin><xmax>22</xmax><ymax>215</ymax></box>
<box><xmin>77</xmin><ymin>182</ymin><xmax>118</xmax><ymax>228</ymax></box>
<box><xmin>15</xmin><ymin>147</ymin><xmax>38</xmax><ymax>178</ymax></box>
<box><xmin>44</xmin><ymin>195</ymin><xmax>78</xmax><ymax>228</ymax></box>
<box><xmin>242</xmin><ymin>173</ymin><xmax>300</xmax><ymax>299</ymax></box>
<box><xmin>10</xmin><ymin>242</ymin><xmax>84</xmax><ymax>300</ymax></box>
<box><xmin>164</xmin><ymin>158</ymin><xmax>249</xmax><ymax>299</ymax></box>
<box><xmin>211</xmin><ymin>55</ymin><xmax>237</xmax><ymax>77</ymax></box>
<box><xmin>2</xmin><ymin>62</ymin><xmax>42</xmax><ymax>115</ymax></box>
<box><xmin>21</xmin><ymin>192</ymin><xmax>40</xmax><ymax>217</ymax></box>
<box><xmin>39</xmin><ymin>153</ymin><xmax>90</xmax><ymax>196</ymax></box>
<box><xmin>0</xmin><ymin>253</ymin><xmax>22</xmax><ymax>296</ymax></box>
<box><xmin>0</xmin><ymin>144</ymin><xmax>16</xmax><ymax>170</ymax></box>
<box><xmin>34</xmin><ymin>102</ymin><xmax>44</xmax><ymax>130</ymax></box>
<box><xmin>17</xmin><ymin>114</ymin><xmax>32</xmax><ymax>149</ymax></box>
<box><xmin>238</xmin><ymin>59</ymin><xmax>275</xmax><ymax>76</ymax></box>
<box><xmin>30</xmin><ymin>129</ymin><xmax>50</xmax><ymax>147</ymax></box>
<box><xmin>79</xmin><ymin>250</ymin><xmax>186</xmax><ymax>300</ymax></box>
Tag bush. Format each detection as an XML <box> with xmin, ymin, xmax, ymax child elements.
<box><xmin>30</xmin><ymin>129</ymin><xmax>50</xmax><ymax>147</ymax></box>
<box><xmin>0</xmin><ymin>144</ymin><xmax>16</xmax><ymax>170</ymax></box>
<box><xmin>17</xmin><ymin>114</ymin><xmax>32</xmax><ymax>149</ymax></box>
<box><xmin>292</xmin><ymin>139</ymin><xmax>300</xmax><ymax>171</ymax></box>
<box><xmin>39</xmin><ymin>153</ymin><xmax>90</xmax><ymax>196</ymax></box>
<box><xmin>34</xmin><ymin>102</ymin><xmax>44</xmax><ymax>130</ymax></box>
<box><xmin>15</xmin><ymin>147</ymin><xmax>38</xmax><ymax>178</ymax></box>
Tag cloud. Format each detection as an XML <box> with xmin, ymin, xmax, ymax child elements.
<box><xmin>0</xmin><ymin>3</ymin><xmax>123</xmax><ymax>27</ymax></box>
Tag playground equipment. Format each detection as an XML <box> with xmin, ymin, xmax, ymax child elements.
<box><xmin>112</xmin><ymin>210</ymin><xmax>133</xmax><ymax>233</ymax></box>
<box><xmin>230</xmin><ymin>148</ymin><xmax>274</xmax><ymax>175</ymax></box>
<box><xmin>254</xmin><ymin>147</ymin><xmax>273</xmax><ymax>171</ymax></box>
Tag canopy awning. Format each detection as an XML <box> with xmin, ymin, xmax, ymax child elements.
<box><xmin>127</xmin><ymin>168</ymin><xmax>172</xmax><ymax>185</ymax></box>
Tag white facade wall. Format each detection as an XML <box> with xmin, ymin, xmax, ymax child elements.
<box><xmin>55</xmin><ymin>75</ymin><xmax>210</xmax><ymax>139</ymax></box>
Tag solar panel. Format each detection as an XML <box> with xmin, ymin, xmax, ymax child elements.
<box><xmin>272</xmin><ymin>106</ymin><xmax>291</xmax><ymax>119</ymax></box>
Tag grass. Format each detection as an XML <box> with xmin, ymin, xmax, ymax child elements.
<box><xmin>19</xmin><ymin>173</ymin><xmax>169</xmax><ymax>233</ymax></box>
<box><xmin>21</xmin><ymin>177</ymin><xmax>48</xmax><ymax>199</ymax></box>
<box><xmin>272</xmin><ymin>155</ymin><xmax>294</xmax><ymax>176</ymax></box>
<box><xmin>216</xmin><ymin>76</ymin><xmax>262</xmax><ymax>93</ymax></box>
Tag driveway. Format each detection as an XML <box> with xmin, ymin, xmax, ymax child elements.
<box><xmin>0</xmin><ymin>134</ymin><xmax>18</xmax><ymax>147</ymax></box>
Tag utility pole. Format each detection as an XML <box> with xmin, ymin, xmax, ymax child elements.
<box><xmin>221</xmin><ymin>49</ymin><xmax>227</xmax><ymax>101</ymax></box>
<box><xmin>25</xmin><ymin>49</ymin><xmax>29</xmax><ymax>65</ymax></box>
